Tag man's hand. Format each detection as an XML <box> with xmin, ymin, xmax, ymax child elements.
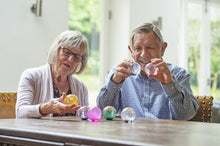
<box><xmin>111</xmin><ymin>59</ymin><xmax>134</xmax><ymax>84</ymax></box>
<box><xmin>148</xmin><ymin>58</ymin><xmax>173</xmax><ymax>84</ymax></box>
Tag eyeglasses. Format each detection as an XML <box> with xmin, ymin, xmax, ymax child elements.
<box><xmin>60</xmin><ymin>46</ymin><xmax>84</xmax><ymax>62</ymax></box>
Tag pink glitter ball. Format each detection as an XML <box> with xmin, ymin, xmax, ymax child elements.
<box><xmin>145</xmin><ymin>63</ymin><xmax>157</xmax><ymax>75</ymax></box>
<box><xmin>87</xmin><ymin>106</ymin><xmax>102</xmax><ymax>121</ymax></box>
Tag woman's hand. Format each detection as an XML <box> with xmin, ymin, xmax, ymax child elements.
<box><xmin>39</xmin><ymin>92</ymin><xmax>80</xmax><ymax>116</ymax></box>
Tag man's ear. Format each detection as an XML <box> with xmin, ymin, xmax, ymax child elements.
<box><xmin>161</xmin><ymin>42</ymin><xmax>167</xmax><ymax>57</ymax></box>
<box><xmin>128</xmin><ymin>45</ymin><xmax>132</xmax><ymax>53</ymax></box>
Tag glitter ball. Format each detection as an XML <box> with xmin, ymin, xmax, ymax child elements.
<box><xmin>103</xmin><ymin>106</ymin><xmax>116</xmax><ymax>120</ymax></box>
<box><xmin>128</xmin><ymin>63</ymin><xmax>140</xmax><ymax>75</ymax></box>
<box><xmin>145</xmin><ymin>63</ymin><xmax>157</xmax><ymax>75</ymax></box>
<box><xmin>77</xmin><ymin>106</ymin><xmax>89</xmax><ymax>120</ymax></box>
<box><xmin>121</xmin><ymin>107</ymin><xmax>136</xmax><ymax>123</ymax></box>
<box><xmin>64</xmin><ymin>94</ymin><xmax>79</xmax><ymax>105</ymax></box>
<box><xmin>87</xmin><ymin>106</ymin><xmax>102</xmax><ymax>122</ymax></box>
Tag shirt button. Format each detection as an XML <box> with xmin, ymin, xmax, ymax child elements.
<box><xmin>144</xmin><ymin>108</ymin><xmax>148</xmax><ymax>112</ymax></box>
<box><xmin>171</xmin><ymin>86</ymin><xmax>174</xmax><ymax>90</ymax></box>
<box><xmin>145</xmin><ymin>94</ymin><xmax>148</xmax><ymax>98</ymax></box>
<box><xmin>146</xmin><ymin>81</ymin><xmax>149</xmax><ymax>84</ymax></box>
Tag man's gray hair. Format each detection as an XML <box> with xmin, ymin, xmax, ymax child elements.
<box><xmin>130</xmin><ymin>23</ymin><xmax>164</xmax><ymax>48</ymax></box>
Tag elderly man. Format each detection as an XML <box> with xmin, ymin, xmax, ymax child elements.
<box><xmin>97</xmin><ymin>23</ymin><xmax>199</xmax><ymax>120</ymax></box>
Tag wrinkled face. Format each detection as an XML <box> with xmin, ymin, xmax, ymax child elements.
<box><xmin>129</xmin><ymin>31</ymin><xmax>166</xmax><ymax>73</ymax></box>
<box><xmin>54</xmin><ymin>46</ymin><xmax>84</xmax><ymax>77</ymax></box>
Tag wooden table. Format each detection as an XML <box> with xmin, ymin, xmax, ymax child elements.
<box><xmin>0</xmin><ymin>116</ymin><xmax>219</xmax><ymax>146</ymax></box>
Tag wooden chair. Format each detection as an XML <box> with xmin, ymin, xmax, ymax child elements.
<box><xmin>189</xmin><ymin>95</ymin><xmax>213</xmax><ymax>122</ymax></box>
<box><xmin>0</xmin><ymin>92</ymin><xmax>17</xmax><ymax>119</ymax></box>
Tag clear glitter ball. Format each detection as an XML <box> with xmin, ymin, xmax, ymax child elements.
<box><xmin>121</xmin><ymin>107</ymin><xmax>136</xmax><ymax>123</ymax></box>
<box><xmin>128</xmin><ymin>63</ymin><xmax>140</xmax><ymax>75</ymax></box>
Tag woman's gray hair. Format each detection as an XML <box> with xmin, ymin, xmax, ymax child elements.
<box><xmin>47</xmin><ymin>30</ymin><xmax>89</xmax><ymax>74</ymax></box>
<box><xmin>130</xmin><ymin>23</ymin><xmax>164</xmax><ymax>48</ymax></box>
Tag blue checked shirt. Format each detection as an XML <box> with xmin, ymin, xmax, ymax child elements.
<box><xmin>97</xmin><ymin>63</ymin><xmax>199</xmax><ymax>120</ymax></box>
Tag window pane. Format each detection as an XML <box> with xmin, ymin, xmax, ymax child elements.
<box><xmin>210</xmin><ymin>6</ymin><xmax>220</xmax><ymax>100</ymax></box>
<box><xmin>188</xmin><ymin>3</ymin><xmax>202</xmax><ymax>95</ymax></box>
<box><xmin>69</xmin><ymin>0</ymin><xmax>101</xmax><ymax>106</ymax></box>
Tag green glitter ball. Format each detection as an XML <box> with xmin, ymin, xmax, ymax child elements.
<box><xmin>103</xmin><ymin>106</ymin><xmax>116</xmax><ymax>120</ymax></box>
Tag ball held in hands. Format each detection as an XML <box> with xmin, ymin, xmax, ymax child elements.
<box><xmin>64</xmin><ymin>94</ymin><xmax>79</xmax><ymax>105</ymax></box>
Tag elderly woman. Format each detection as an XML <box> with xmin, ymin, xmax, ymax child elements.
<box><xmin>16</xmin><ymin>30</ymin><xmax>89</xmax><ymax>118</ymax></box>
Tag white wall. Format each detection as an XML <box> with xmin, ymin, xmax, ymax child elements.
<box><xmin>129</xmin><ymin>0</ymin><xmax>179</xmax><ymax>65</ymax></box>
<box><xmin>100</xmin><ymin>0</ymin><xmax>180</xmax><ymax>86</ymax></box>
<box><xmin>107</xmin><ymin>0</ymin><xmax>130</xmax><ymax>68</ymax></box>
<box><xmin>1</xmin><ymin>0</ymin><xmax>181</xmax><ymax>91</ymax></box>
<box><xmin>0</xmin><ymin>0</ymin><xmax>69</xmax><ymax>91</ymax></box>
<box><xmin>100</xmin><ymin>0</ymin><xmax>130</xmax><ymax>84</ymax></box>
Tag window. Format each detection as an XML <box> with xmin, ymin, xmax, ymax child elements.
<box><xmin>69</xmin><ymin>0</ymin><xmax>101</xmax><ymax>106</ymax></box>
<box><xmin>187</xmin><ymin>0</ymin><xmax>220</xmax><ymax>100</ymax></box>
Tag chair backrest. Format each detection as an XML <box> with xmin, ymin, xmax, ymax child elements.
<box><xmin>0</xmin><ymin>92</ymin><xmax>17</xmax><ymax>119</ymax></box>
<box><xmin>189</xmin><ymin>95</ymin><xmax>213</xmax><ymax>122</ymax></box>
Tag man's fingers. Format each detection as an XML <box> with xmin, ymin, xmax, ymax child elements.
<box><xmin>116</xmin><ymin>66</ymin><xmax>132</xmax><ymax>75</ymax></box>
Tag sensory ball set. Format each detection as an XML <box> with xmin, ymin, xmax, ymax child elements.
<box><xmin>65</xmin><ymin>94</ymin><xmax>136</xmax><ymax>122</ymax></box>
<box><xmin>78</xmin><ymin>105</ymin><xmax>136</xmax><ymax>122</ymax></box>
